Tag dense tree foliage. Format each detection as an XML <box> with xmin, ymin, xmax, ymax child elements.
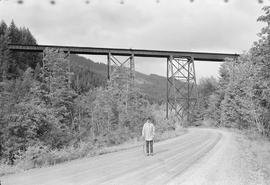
<box><xmin>203</xmin><ymin>6</ymin><xmax>270</xmax><ymax>135</ymax></box>
<box><xmin>0</xmin><ymin>20</ymin><xmax>41</xmax><ymax>80</ymax></box>
<box><xmin>190</xmin><ymin>77</ymin><xmax>218</xmax><ymax>122</ymax></box>
<box><xmin>69</xmin><ymin>55</ymin><xmax>107</xmax><ymax>94</ymax></box>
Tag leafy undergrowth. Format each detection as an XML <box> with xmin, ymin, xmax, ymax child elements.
<box><xmin>0</xmin><ymin>128</ymin><xmax>187</xmax><ymax>177</ymax></box>
<box><xmin>235</xmin><ymin>128</ymin><xmax>270</xmax><ymax>184</ymax></box>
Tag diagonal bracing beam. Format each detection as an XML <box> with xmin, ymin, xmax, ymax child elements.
<box><xmin>107</xmin><ymin>53</ymin><xmax>135</xmax><ymax>83</ymax></box>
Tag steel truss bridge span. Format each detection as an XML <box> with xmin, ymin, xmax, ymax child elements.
<box><xmin>8</xmin><ymin>44</ymin><xmax>239</xmax><ymax>125</ymax></box>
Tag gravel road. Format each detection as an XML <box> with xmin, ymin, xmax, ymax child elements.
<box><xmin>1</xmin><ymin>128</ymin><xmax>261</xmax><ymax>185</ymax></box>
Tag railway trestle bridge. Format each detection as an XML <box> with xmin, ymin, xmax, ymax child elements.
<box><xmin>8</xmin><ymin>44</ymin><xmax>239</xmax><ymax>124</ymax></box>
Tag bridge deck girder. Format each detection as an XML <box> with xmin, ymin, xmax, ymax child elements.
<box><xmin>8</xmin><ymin>44</ymin><xmax>239</xmax><ymax>62</ymax></box>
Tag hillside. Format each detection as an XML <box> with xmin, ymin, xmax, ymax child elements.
<box><xmin>70</xmin><ymin>54</ymin><xmax>168</xmax><ymax>103</ymax></box>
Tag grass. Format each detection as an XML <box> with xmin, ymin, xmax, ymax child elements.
<box><xmin>235</xmin><ymin>128</ymin><xmax>270</xmax><ymax>184</ymax></box>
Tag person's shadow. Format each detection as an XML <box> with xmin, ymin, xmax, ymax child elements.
<box><xmin>153</xmin><ymin>149</ymin><xmax>169</xmax><ymax>155</ymax></box>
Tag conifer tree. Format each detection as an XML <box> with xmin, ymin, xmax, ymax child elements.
<box><xmin>41</xmin><ymin>48</ymin><xmax>77</xmax><ymax>147</ymax></box>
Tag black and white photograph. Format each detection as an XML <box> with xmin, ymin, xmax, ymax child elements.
<box><xmin>0</xmin><ymin>0</ymin><xmax>270</xmax><ymax>184</ymax></box>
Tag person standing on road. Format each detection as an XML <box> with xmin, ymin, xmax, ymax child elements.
<box><xmin>142</xmin><ymin>118</ymin><xmax>155</xmax><ymax>156</ymax></box>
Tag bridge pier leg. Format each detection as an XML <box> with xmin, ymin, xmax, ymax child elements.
<box><xmin>187</xmin><ymin>58</ymin><xmax>198</xmax><ymax>123</ymax></box>
<box><xmin>166</xmin><ymin>56</ymin><xmax>197</xmax><ymax>126</ymax></box>
<box><xmin>64</xmin><ymin>50</ymin><xmax>71</xmax><ymax>88</ymax></box>
<box><xmin>166</xmin><ymin>57</ymin><xmax>170</xmax><ymax>119</ymax></box>
<box><xmin>130</xmin><ymin>54</ymin><xmax>135</xmax><ymax>83</ymax></box>
<box><xmin>107</xmin><ymin>53</ymin><xmax>111</xmax><ymax>80</ymax></box>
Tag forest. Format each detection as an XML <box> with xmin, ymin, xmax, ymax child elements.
<box><xmin>195</xmin><ymin>6</ymin><xmax>270</xmax><ymax>136</ymax></box>
<box><xmin>0</xmin><ymin>5</ymin><xmax>269</xmax><ymax>175</ymax></box>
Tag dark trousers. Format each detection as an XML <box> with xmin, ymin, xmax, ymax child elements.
<box><xmin>146</xmin><ymin>140</ymin><xmax>153</xmax><ymax>154</ymax></box>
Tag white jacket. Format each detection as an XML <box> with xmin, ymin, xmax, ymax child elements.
<box><xmin>142</xmin><ymin>122</ymin><xmax>155</xmax><ymax>141</ymax></box>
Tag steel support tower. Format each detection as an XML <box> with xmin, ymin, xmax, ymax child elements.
<box><xmin>166</xmin><ymin>56</ymin><xmax>197</xmax><ymax>125</ymax></box>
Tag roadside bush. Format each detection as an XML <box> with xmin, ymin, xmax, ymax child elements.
<box><xmin>16</xmin><ymin>143</ymin><xmax>50</xmax><ymax>170</ymax></box>
<box><xmin>0</xmin><ymin>163</ymin><xmax>20</xmax><ymax>176</ymax></box>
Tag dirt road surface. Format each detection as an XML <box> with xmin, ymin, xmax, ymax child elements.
<box><xmin>1</xmin><ymin>128</ymin><xmax>262</xmax><ymax>185</ymax></box>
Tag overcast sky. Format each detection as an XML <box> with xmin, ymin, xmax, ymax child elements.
<box><xmin>0</xmin><ymin>0</ymin><xmax>268</xmax><ymax>79</ymax></box>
